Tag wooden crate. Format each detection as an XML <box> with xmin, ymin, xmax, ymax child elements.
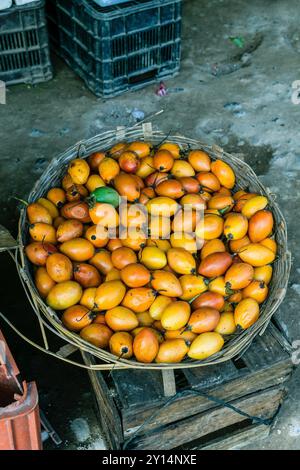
<box><xmin>82</xmin><ymin>322</ymin><xmax>293</xmax><ymax>450</ymax></box>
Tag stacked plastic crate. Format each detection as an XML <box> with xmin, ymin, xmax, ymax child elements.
<box><xmin>47</xmin><ymin>0</ymin><xmax>182</xmax><ymax>98</ymax></box>
<box><xmin>0</xmin><ymin>0</ymin><xmax>52</xmax><ymax>85</ymax></box>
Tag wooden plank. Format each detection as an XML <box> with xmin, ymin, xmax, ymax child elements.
<box><xmin>121</xmin><ymin>359</ymin><xmax>292</xmax><ymax>434</ymax></box>
<box><xmin>0</xmin><ymin>225</ymin><xmax>18</xmax><ymax>252</ymax></box>
<box><xmin>81</xmin><ymin>352</ymin><xmax>123</xmax><ymax>450</ymax></box>
<box><xmin>241</xmin><ymin>328</ymin><xmax>289</xmax><ymax>370</ymax></box>
<box><xmin>184</xmin><ymin>423</ymin><xmax>271</xmax><ymax>450</ymax></box>
<box><xmin>111</xmin><ymin>369</ymin><xmax>164</xmax><ymax>409</ymax></box>
<box><xmin>162</xmin><ymin>370</ymin><xmax>176</xmax><ymax>397</ymax></box>
<box><xmin>125</xmin><ymin>386</ymin><xmax>284</xmax><ymax>450</ymax></box>
<box><xmin>183</xmin><ymin>359</ymin><xmax>243</xmax><ymax>391</ymax></box>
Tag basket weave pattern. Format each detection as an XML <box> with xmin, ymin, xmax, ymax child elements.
<box><xmin>17</xmin><ymin>123</ymin><xmax>291</xmax><ymax>370</ymax></box>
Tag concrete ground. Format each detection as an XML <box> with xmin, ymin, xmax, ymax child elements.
<box><xmin>0</xmin><ymin>0</ymin><xmax>300</xmax><ymax>450</ymax></box>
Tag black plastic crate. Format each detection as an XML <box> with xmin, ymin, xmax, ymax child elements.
<box><xmin>47</xmin><ymin>0</ymin><xmax>182</xmax><ymax>98</ymax></box>
<box><xmin>0</xmin><ymin>0</ymin><xmax>52</xmax><ymax>86</ymax></box>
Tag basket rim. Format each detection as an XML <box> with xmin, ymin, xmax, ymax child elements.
<box><xmin>17</xmin><ymin>123</ymin><xmax>292</xmax><ymax>370</ymax></box>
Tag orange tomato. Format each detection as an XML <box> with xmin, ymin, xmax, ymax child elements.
<box><xmin>136</xmin><ymin>156</ymin><xmax>155</xmax><ymax>179</ymax></box>
<box><xmin>61</xmin><ymin>201</ymin><xmax>91</xmax><ymax>223</ymax></box>
<box><xmin>177</xmin><ymin>177</ymin><xmax>199</xmax><ymax>195</ymax></box>
<box><xmin>191</xmin><ymin>291</ymin><xmax>225</xmax><ymax>311</ymax></box>
<box><xmin>62</xmin><ymin>174</ymin><xmax>75</xmax><ymax>191</ymax></box>
<box><xmin>105</xmin><ymin>267</ymin><xmax>121</xmax><ymax>281</ymax></box>
<box><xmin>109</xmin><ymin>332</ymin><xmax>133</xmax><ymax>359</ymax></box>
<box><xmin>120</xmin><ymin>263</ymin><xmax>150</xmax><ymax>288</ymax></box>
<box><xmin>87</xmin><ymin>151</ymin><xmax>106</xmax><ymax>172</ymax></box>
<box><xmin>248</xmin><ymin>210</ymin><xmax>274</xmax><ymax>242</ymax></box>
<box><xmin>260</xmin><ymin>238</ymin><xmax>277</xmax><ymax>253</ymax></box>
<box><xmin>80</xmin><ymin>287</ymin><xmax>100</xmax><ymax>311</ymax></box>
<box><xmin>86</xmin><ymin>174</ymin><xmax>105</xmax><ymax>192</ymax></box>
<box><xmin>155</xmin><ymin>339</ymin><xmax>189</xmax><ymax>363</ymax></box>
<box><xmin>47</xmin><ymin>188</ymin><xmax>66</xmax><ymax>208</ymax></box>
<box><xmin>241</xmin><ymin>195</ymin><xmax>268</xmax><ymax>218</ymax></box>
<box><xmin>121</xmin><ymin>230</ymin><xmax>147</xmax><ymax>251</ymax></box>
<box><xmin>25</xmin><ymin>242</ymin><xmax>57</xmax><ymax>266</ymax></box>
<box><xmin>187</xmin><ymin>307</ymin><xmax>220</xmax><ymax>334</ymax></box>
<box><xmin>94</xmin><ymin>280</ymin><xmax>126</xmax><ymax>310</ymax></box>
<box><xmin>107</xmin><ymin>238</ymin><xmax>123</xmax><ymax>252</ymax></box>
<box><xmin>253</xmin><ymin>265</ymin><xmax>273</xmax><ymax>285</ymax></box>
<box><xmin>229</xmin><ymin>235</ymin><xmax>250</xmax><ymax>253</ymax></box>
<box><xmin>208</xmin><ymin>276</ymin><xmax>227</xmax><ymax>296</ymax></box>
<box><xmin>195</xmin><ymin>214</ymin><xmax>224</xmax><ymax>240</ymax></box>
<box><xmin>233</xmin><ymin>192</ymin><xmax>257</xmax><ymax>213</ymax></box>
<box><xmin>224</xmin><ymin>263</ymin><xmax>254</xmax><ymax>290</ymax></box>
<box><xmin>180</xmin><ymin>193</ymin><xmax>206</xmax><ymax>210</ymax></box>
<box><xmin>153</xmin><ymin>149</ymin><xmax>174</xmax><ymax>172</ymax></box>
<box><xmin>111</xmin><ymin>247</ymin><xmax>137</xmax><ymax>270</ymax></box>
<box><xmin>53</xmin><ymin>216</ymin><xmax>65</xmax><ymax>229</ymax></box>
<box><xmin>114</xmin><ymin>173</ymin><xmax>140</xmax><ymax>202</ymax></box>
<box><xmin>242</xmin><ymin>280</ymin><xmax>268</xmax><ymax>304</ymax></box>
<box><xmin>108</xmin><ymin>142</ymin><xmax>128</xmax><ymax>159</ymax></box>
<box><xmin>105</xmin><ymin>306</ymin><xmax>138</xmax><ymax>331</ymax></box>
<box><xmin>238</xmin><ymin>243</ymin><xmax>275</xmax><ymax>267</ymax></box>
<box><xmin>188</xmin><ymin>332</ymin><xmax>224</xmax><ymax>359</ymax></box>
<box><xmin>164</xmin><ymin>328</ymin><xmax>196</xmax><ymax>343</ymax></box>
<box><xmin>214</xmin><ymin>312</ymin><xmax>236</xmax><ymax>335</ymax></box>
<box><xmin>73</xmin><ymin>262</ymin><xmax>102</xmax><ymax>288</ymax></box>
<box><xmin>60</xmin><ymin>238</ymin><xmax>95</xmax><ymax>261</ymax></box>
<box><xmin>234</xmin><ymin>298</ymin><xmax>259</xmax><ymax>329</ymax></box>
<box><xmin>200</xmin><ymin>239</ymin><xmax>226</xmax><ymax>260</ymax></box>
<box><xmin>223</xmin><ymin>213</ymin><xmax>248</xmax><ymax>240</ymax></box>
<box><xmin>171</xmin><ymin>160</ymin><xmax>195</xmax><ymax>178</ymax></box>
<box><xmin>68</xmin><ymin>158</ymin><xmax>90</xmax><ymax>185</ymax></box>
<box><xmin>179</xmin><ymin>274</ymin><xmax>208</xmax><ymax>301</ymax></box>
<box><xmin>46</xmin><ymin>253</ymin><xmax>73</xmax><ymax>282</ymax></box>
<box><xmin>27</xmin><ymin>203</ymin><xmax>52</xmax><ymax>225</ymax></box>
<box><xmin>119</xmin><ymin>151</ymin><xmax>140</xmax><ymax>174</ymax></box>
<box><xmin>34</xmin><ymin>267</ymin><xmax>56</xmax><ymax>298</ymax></box>
<box><xmin>167</xmin><ymin>248</ymin><xmax>196</xmax><ymax>275</ymax></box>
<box><xmin>188</xmin><ymin>149</ymin><xmax>211</xmax><ymax>172</ymax></box>
<box><xmin>149</xmin><ymin>295</ymin><xmax>173</xmax><ymax>320</ymax></box>
<box><xmin>196</xmin><ymin>172</ymin><xmax>220</xmax><ymax>192</ymax></box>
<box><xmin>170</xmin><ymin>232</ymin><xmax>200</xmax><ymax>253</ymax></box>
<box><xmin>62</xmin><ymin>305</ymin><xmax>93</xmax><ymax>332</ymax></box>
<box><xmin>80</xmin><ymin>323</ymin><xmax>113</xmax><ymax>348</ymax></box>
<box><xmin>89</xmin><ymin>249</ymin><xmax>113</xmax><ymax>274</ymax></box>
<box><xmin>159</xmin><ymin>142</ymin><xmax>181</xmax><ymax>159</ymax></box>
<box><xmin>85</xmin><ymin>225</ymin><xmax>109</xmax><ymax>248</ymax></box>
<box><xmin>139</xmin><ymin>187</ymin><xmax>156</xmax><ymax>204</ymax></box>
<box><xmin>151</xmin><ymin>270</ymin><xmax>183</xmax><ymax>297</ymax></box>
<box><xmin>211</xmin><ymin>160</ymin><xmax>235</xmax><ymax>189</ymax></box>
<box><xmin>136</xmin><ymin>311</ymin><xmax>153</xmax><ymax>327</ymax></box>
<box><xmin>98</xmin><ymin>157</ymin><xmax>120</xmax><ymax>183</ymax></box>
<box><xmin>172</xmin><ymin>209</ymin><xmax>201</xmax><ymax>233</ymax></box>
<box><xmin>161</xmin><ymin>301</ymin><xmax>191</xmax><ymax>330</ymax></box>
<box><xmin>65</xmin><ymin>184</ymin><xmax>89</xmax><ymax>202</ymax></box>
<box><xmin>122</xmin><ymin>287</ymin><xmax>156</xmax><ymax>313</ymax></box>
<box><xmin>133</xmin><ymin>328</ymin><xmax>159</xmax><ymax>363</ymax></box>
<box><xmin>29</xmin><ymin>223</ymin><xmax>57</xmax><ymax>244</ymax></box>
<box><xmin>56</xmin><ymin>219</ymin><xmax>83</xmax><ymax>243</ymax></box>
<box><xmin>37</xmin><ymin>198</ymin><xmax>59</xmax><ymax>219</ymax></box>
<box><xmin>198</xmin><ymin>252</ymin><xmax>232</xmax><ymax>277</ymax></box>
<box><xmin>127</xmin><ymin>141</ymin><xmax>151</xmax><ymax>158</ymax></box>
<box><xmin>156</xmin><ymin>179</ymin><xmax>185</xmax><ymax>199</ymax></box>
<box><xmin>208</xmin><ymin>195</ymin><xmax>234</xmax><ymax>212</ymax></box>
<box><xmin>89</xmin><ymin>202</ymin><xmax>119</xmax><ymax>227</ymax></box>
<box><xmin>46</xmin><ymin>281</ymin><xmax>82</xmax><ymax>310</ymax></box>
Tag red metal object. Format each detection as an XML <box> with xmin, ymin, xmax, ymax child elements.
<box><xmin>0</xmin><ymin>329</ymin><xmax>42</xmax><ymax>450</ymax></box>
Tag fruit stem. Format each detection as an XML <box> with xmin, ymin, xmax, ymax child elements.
<box><xmin>13</xmin><ymin>196</ymin><xmax>29</xmax><ymax>206</ymax></box>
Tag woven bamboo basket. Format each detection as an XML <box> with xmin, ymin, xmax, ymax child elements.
<box><xmin>15</xmin><ymin>121</ymin><xmax>291</xmax><ymax>371</ymax></box>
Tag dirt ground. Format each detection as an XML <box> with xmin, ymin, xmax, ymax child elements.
<box><xmin>0</xmin><ymin>0</ymin><xmax>300</xmax><ymax>450</ymax></box>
